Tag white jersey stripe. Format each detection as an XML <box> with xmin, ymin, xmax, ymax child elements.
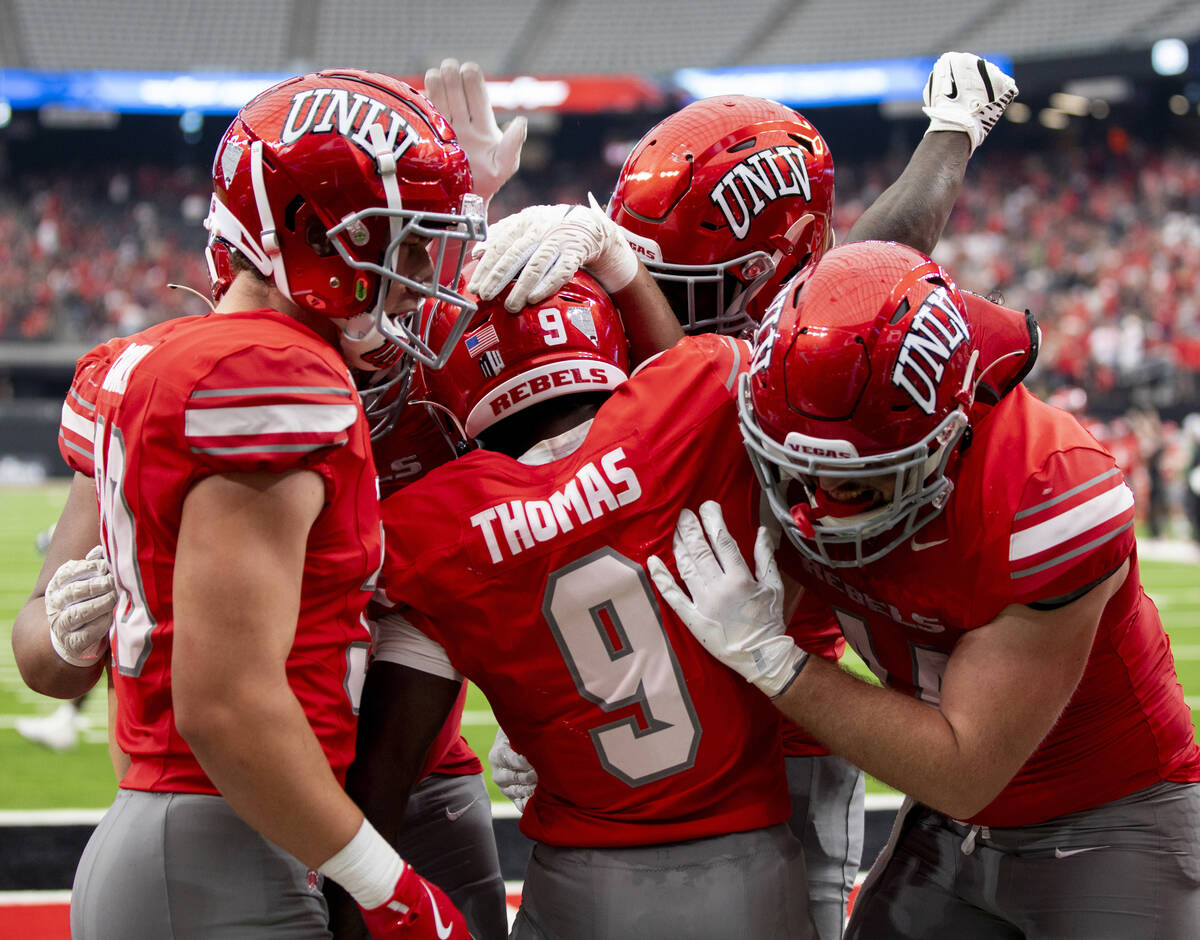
<box><xmin>1009</xmin><ymin>482</ymin><xmax>1134</xmax><ymax>561</ymax></box>
<box><xmin>1011</xmin><ymin>521</ymin><xmax>1133</xmax><ymax>579</ymax></box>
<box><xmin>60</xmin><ymin>400</ymin><xmax>95</xmax><ymax>442</ymax></box>
<box><xmin>185</xmin><ymin>402</ymin><xmax>358</xmax><ymax>438</ymax></box>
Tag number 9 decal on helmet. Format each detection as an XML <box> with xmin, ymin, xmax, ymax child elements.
<box><xmin>204</xmin><ymin>68</ymin><xmax>487</xmax><ymax>376</ymax></box>
<box><xmin>421</xmin><ymin>270</ymin><xmax>631</xmax><ymax>442</ymax></box>
<box><xmin>739</xmin><ymin>241</ymin><xmax>978</xmax><ymax>568</ymax></box>
<box><xmin>607</xmin><ymin>95</ymin><xmax>835</xmax><ymax>337</ymax></box>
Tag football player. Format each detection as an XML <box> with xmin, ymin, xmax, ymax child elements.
<box><xmin>13</xmin><ymin>69</ymin><xmax>486</xmax><ymax>939</ymax></box>
<box><xmin>473</xmin><ymin>50</ymin><xmax>1019</xmax><ymax>939</ymax></box>
<box><xmin>354</xmin><ymin>269</ymin><xmax>817</xmax><ymax>939</ymax></box>
<box><xmin>653</xmin><ymin>240</ymin><xmax>1200</xmax><ymax>938</ymax></box>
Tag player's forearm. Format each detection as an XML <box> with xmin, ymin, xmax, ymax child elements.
<box><xmin>774</xmin><ymin>655</ymin><xmax>1011</xmax><ymax>819</ymax></box>
<box><xmin>611</xmin><ymin>264</ymin><xmax>685</xmax><ymax>364</ymax></box>
<box><xmin>175</xmin><ymin>675</ymin><xmax>363</xmax><ymax>868</ymax></box>
<box><xmin>845</xmin><ymin>132</ymin><xmax>971</xmax><ymax>254</ymax></box>
<box><xmin>11</xmin><ymin>597</ymin><xmax>104</xmax><ymax>698</ymax></box>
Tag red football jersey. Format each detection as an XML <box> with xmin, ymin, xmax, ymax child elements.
<box><xmin>372</xmin><ymin>398</ymin><xmax>481</xmax><ymax>779</ymax></box>
<box><xmin>778</xmin><ymin>291</ymin><xmax>1037</xmax><ymax>761</ymax></box>
<box><xmin>60</xmin><ymin>310</ymin><xmax>380</xmax><ymax>794</ymax></box>
<box><xmin>785</xmin><ymin>385</ymin><xmax>1200</xmax><ymax>826</ymax></box>
<box><xmin>379</xmin><ymin>334</ymin><xmax>790</xmax><ymax>848</ymax></box>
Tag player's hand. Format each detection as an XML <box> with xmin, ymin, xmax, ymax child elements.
<box><xmin>467</xmin><ymin>200</ymin><xmax>639</xmax><ymax>312</ymax></box>
<box><xmin>488</xmin><ymin>727</ymin><xmax>537</xmax><ymax>812</ymax></box>
<box><xmin>647</xmin><ymin>501</ymin><xmax>807</xmax><ymax>699</ymax></box>
<box><xmin>359</xmin><ymin>862</ymin><xmax>472</xmax><ymax>939</ymax></box>
<box><xmin>922</xmin><ymin>52</ymin><xmax>1017</xmax><ymax>154</ymax></box>
<box><xmin>45</xmin><ymin>545</ymin><xmax>116</xmax><ymax>668</ymax></box>
<box><xmin>424</xmin><ymin>58</ymin><xmax>527</xmax><ymax>205</ymax></box>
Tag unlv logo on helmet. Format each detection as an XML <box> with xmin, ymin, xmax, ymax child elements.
<box><xmin>890</xmin><ymin>286</ymin><xmax>970</xmax><ymax>414</ymax></box>
<box><xmin>280</xmin><ymin>88</ymin><xmax>420</xmax><ymax>159</ymax></box>
<box><xmin>710</xmin><ymin>145</ymin><xmax>813</xmax><ymax>240</ymax></box>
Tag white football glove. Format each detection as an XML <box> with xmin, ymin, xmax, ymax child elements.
<box><xmin>923</xmin><ymin>52</ymin><xmax>1018</xmax><ymax>154</ymax></box>
<box><xmin>467</xmin><ymin>200</ymin><xmax>639</xmax><ymax>313</ymax></box>
<box><xmin>488</xmin><ymin>727</ymin><xmax>537</xmax><ymax>812</ymax></box>
<box><xmin>45</xmin><ymin>545</ymin><xmax>116</xmax><ymax>668</ymax></box>
<box><xmin>424</xmin><ymin>58</ymin><xmax>527</xmax><ymax>205</ymax></box>
<box><xmin>647</xmin><ymin>501</ymin><xmax>807</xmax><ymax>699</ymax></box>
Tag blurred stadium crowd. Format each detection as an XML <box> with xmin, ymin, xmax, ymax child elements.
<box><xmin>2</xmin><ymin>131</ymin><xmax>1200</xmax><ymax>542</ymax></box>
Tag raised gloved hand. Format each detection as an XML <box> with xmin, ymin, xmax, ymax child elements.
<box><xmin>647</xmin><ymin>501</ymin><xmax>807</xmax><ymax>699</ymax></box>
<box><xmin>922</xmin><ymin>52</ymin><xmax>1018</xmax><ymax>154</ymax></box>
<box><xmin>359</xmin><ymin>862</ymin><xmax>473</xmax><ymax>940</ymax></box>
<box><xmin>488</xmin><ymin>727</ymin><xmax>537</xmax><ymax>812</ymax></box>
<box><xmin>45</xmin><ymin>545</ymin><xmax>116</xmax><ymax>667</ymax></box>
<box><xmin>467</xmin><ymin>200</ymin><xmax>640</xmax><ymax>312</ymax></box>
<box><xmin>424</xmin><ymin>58</ymin><xmax>527</xmax><ymax>205</ymax></box>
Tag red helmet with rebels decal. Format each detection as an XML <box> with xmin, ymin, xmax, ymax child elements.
<box><xmin>608</xmin><ymin>95</ymin><xmax>834</xmax><ymax>336</ymax></box>
<box><xmin>204</xmin><ymin>68</ymin><xmax>486</xmax><ymax>371</ymax></box>
<box><xmin>739</xmin><ymin>241</ymin><xmax>977</xmax><ymax>567</ymax></box>
<box><xmin>422</xmin><ymin>271</ymin><xmax>630</xmax><ymax>440</ymax></box>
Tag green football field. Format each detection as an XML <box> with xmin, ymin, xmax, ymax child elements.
<box><xmin>2</xmin><ymin>481</ymin><xmax>1198</xmax><ymax>810</ymax></box>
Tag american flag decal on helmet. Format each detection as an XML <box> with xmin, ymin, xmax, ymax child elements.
<box><xmin>465</xmin><ymin>324</ymin><xmax>499</xmax><ymax>358</ymax></box>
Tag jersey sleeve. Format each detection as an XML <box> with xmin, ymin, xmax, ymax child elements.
<box><xmin>183</xmin><ymin>345</ymin><xmax>361</xmax><ymax>476</ymax></box>
<box><xmin>1004</xmin><ymin>446</ymin><xmax>1135</xmax><ymax>605</ymax></box>
<box><xmin>58</xmin><ymin>345</ymin><xmax>116</xmax><ymax>476</ymax></box>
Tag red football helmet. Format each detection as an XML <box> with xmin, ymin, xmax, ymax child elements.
<box><xmin>608</xmin><ymin>95</ymin><xmax>834</xmax><ymax>336</ymax></box>
<box><xmin>204</xmin><ymin>68</ymin><xmax>485</xmax><ymax>371</ymax></box>
<box><xmin>422</xmin><ymin>271</ymin><xmax>630</xmax><ymax>440</ymax></box>
<box><xmin>739</xmin><ymin>241</ymin><xmax>977</xmax><ymax>567</ymax></box>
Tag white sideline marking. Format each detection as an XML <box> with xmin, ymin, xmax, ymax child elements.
<box><xmin>0</xmin><ymin>890</ymin><xmax>71</xmax><ymax>904</ymax></box>
<box><xmin>0</xmin><ymin>809</ymin><xmax>105</xmax><ymax>826</ymax></box>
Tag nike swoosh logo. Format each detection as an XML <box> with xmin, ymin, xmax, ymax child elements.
<box><xmin>910</xmin><ymin>538</ymin><xmax>949</xmax><ymax>552</ymax></box>
<box><xmin>444</xmin><ymin>796</ymin><xmax>480</xmax><ymax>821</ymax></box>
<box><xmin>423</xmin><ymin>880</ymin><xmax>454</xmax><ymax>939</ymax></box>
<box><xmin>946</xmin><ymin>72</ymin><xmax>959</xmax><ymax>99</ymax></box>
<box><xmin>1054</xmin><ymin>845</ymin><xmax>1109</xmax><ymax>859</ymax></box>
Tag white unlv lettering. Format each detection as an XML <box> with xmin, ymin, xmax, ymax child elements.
<box><xmin>890</xmin><ymin>288</ymin><xmax>969</xmax><ymax>414</ymax></box>
<box><xmin>280</xmin><ymin>89</ymin><xmax>419</xmax><ymax>158</ymax></box>
<box><xmin>710</xmin><ymin>145</ymin><xmax>813</xmax><ymax>240</ymax></box>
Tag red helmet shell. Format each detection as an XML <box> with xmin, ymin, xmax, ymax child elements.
<box><xmin>423</xmin><ymin>271</ymin><xmax>631</xmax><ymax>439</ymax></box>
<box><xmin>208</xmin><ymin>68</ymin><xmax>473</xmax><ymax>318</ymax></box>
<box><xmin>608</xmin><ymin>95</ymin><xmax>835</xmax><ymax>333</ymax></box>
<box><xmin>750</xmin><ymin>241</ymin><xmax>974</xmax><ymax>456</ymax></box>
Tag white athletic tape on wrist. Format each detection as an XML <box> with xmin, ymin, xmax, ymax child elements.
<box><xmin>318</xmin><ymin>818</ymin><xmax>405</xmax><ymax>910</ymax></box>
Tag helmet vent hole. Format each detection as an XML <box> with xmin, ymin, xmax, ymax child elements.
<box><xmin>889</xmin><ymin>298</ymin><xmax>911</xmax><ymax>324</ymax></box>
<box><xmin>788</xmin><ymin>134</ymin><xmax>815</xmax><ymax>154</ymax></box>
<box><xmin>728</xmin><ymin>138</ymin><xmax>757</xmax><ymax>152</ymax></box>
<box><xmin>284</xmin><ymin>195</ymin><xmax>304</xmax><ymax>232</ymax></box>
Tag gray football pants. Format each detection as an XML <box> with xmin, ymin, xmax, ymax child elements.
<box><xmin>510</xmin><ymin>823</ymin><xmax>817</xmax><ymax>939</ymax></box>
<box><xmin>396</xmin><ymin>772</ymin><xmax>508</xmax><ymax>940</ymax></box>
<box><xmin>786</xmin><ymin>754</ymin><xmax>866</xmax><ymax>940</ymax></box>
<box><xmin>71</xmin><ymin>790</ymin><xmax>330</xmax><ymax>940</ymax></box>
<box><xmin>846</xmin><ymin>780</ymin><xmax>1200</xmax><ymax>939</ymax></box>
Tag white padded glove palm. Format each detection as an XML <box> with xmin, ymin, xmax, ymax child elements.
<box><xmin>923</xmin><ymin>52</ymin><xmax>1018</xmax><ymax>154</ymax></box>
<box><xmin>467</xmin><ymin>200</ymin><xmax>639</xmax><ymax>312</ymax></box>
<box><xmin>488</xmin><ymin>727</ymin><xmax>537</xmax><ymax>812</ymax></box>
<box><xmin>647</xmin><ymin>501</ymin><xmax>807</xmax><ymax>699</ymax></box>
<box><xmin>424</xmin><ymin>59</ymin><xmax>527</xmax><ymax>205</ymax></box>
<box><xmin>45</xmin><ymin>545</ymin><xmax>116</xmax><ymax>667</ymax></box>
